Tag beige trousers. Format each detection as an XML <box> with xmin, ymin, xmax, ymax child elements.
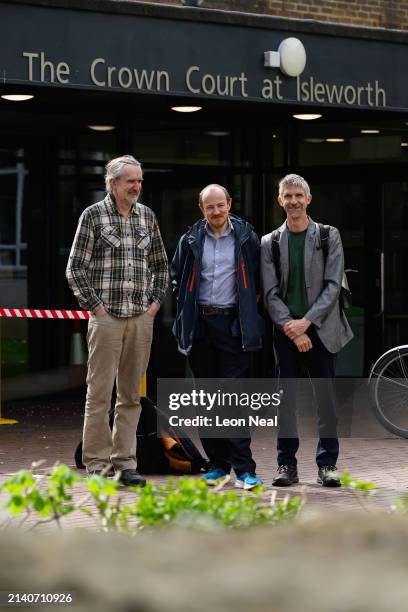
<box><xmin>83</xmin><ymin>311</ymin><xmax>153</xmax><ymax>472</ymax></box>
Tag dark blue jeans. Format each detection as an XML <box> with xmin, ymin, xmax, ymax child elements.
<box><xmin>274</xmin><ymin>326</ymin><xmax>339</xmax><ymax>467</ymax></box>
<box><xmin>189</xmin><ymin>313</ymin><xmax>256</xmax><ymax>476</ymax></box>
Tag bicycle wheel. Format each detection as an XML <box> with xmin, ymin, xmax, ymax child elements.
<box><xmin>369</xmin><ymin>346</ymin><xmax>408</xmax><ymax>438</ymax></box>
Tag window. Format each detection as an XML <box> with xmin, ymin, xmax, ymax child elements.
<box><xmin>0</xmin><ymin>149</ymin><xmax>28</xmax><ymax>272</ymax></box>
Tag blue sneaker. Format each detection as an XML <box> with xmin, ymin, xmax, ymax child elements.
<box><xmin>202</xmin><ymin>467</ymin><xmax>231</xmax><ymax>485</ymax></box>
<box><xmin>235</xmin><ymin>472</ymin><xmax>264</xmax><ymax>490</ymax></box>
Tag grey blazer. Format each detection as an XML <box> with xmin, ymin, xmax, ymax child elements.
<box><xmin>261</xmin><ymin>218</ymin><xmax>354</xmax><ymax>354</ymax></box>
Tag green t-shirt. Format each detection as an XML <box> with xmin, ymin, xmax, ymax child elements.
<box><xmin>285</xmin><ymin>229</ymin><xmax>309</xmax><ymax>318</ymax></box>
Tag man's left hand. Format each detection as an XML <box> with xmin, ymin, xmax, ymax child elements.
<box><xmin>283</xmin><ymin>318</ymin><xmax>311</xmax><ymax>340</ymax></box>
<box><xmin>147</xmin><ymin>302</ymin><xmax>160</xmax><ymax>318</ymax></box>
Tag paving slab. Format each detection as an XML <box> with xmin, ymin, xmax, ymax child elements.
<box><xmin>1</xmin><ymin>393</ymin><xmax>407</xmax><ymax>530</ymax></box>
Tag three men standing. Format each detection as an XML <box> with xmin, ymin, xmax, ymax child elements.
<box><xmin>261</xmin><ymin>174</ymin><xmax>353</xmax><ymax>487</ymax></box>
<box><xmin>66</xmin><ymin>155</ymin><xmax>168</xmax><ymax>486</ymax></box>
<box><xmin>67</xmin><ymin>163</ymin><xmax>351</xmax><ymax>490</ymax></box>
<box><xmin>171</xmin><ymin>184</ymin><xmax>263</xmax><ymax>490</ymax></box>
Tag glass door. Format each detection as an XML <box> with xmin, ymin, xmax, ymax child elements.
<box><xmin>142</xmin><ymin>168</ymin><xmax>261</xmax><ymax>388</ymax></box>
<box><xmin>382</xmin><ymin>182</ymin><xmax>408</xmax><ymax>350</ymax></box>
<box><xmin>305</xmin><ymin>180</ymin><xmax>366</xmax><ymax>376</ymax></box>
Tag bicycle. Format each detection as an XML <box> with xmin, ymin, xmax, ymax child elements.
<box><xmin>368</xmin><ymin>345</ymin><xmax>408</xmax><ymax>438</ymax></box>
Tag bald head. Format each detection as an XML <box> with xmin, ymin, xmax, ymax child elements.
<box><xmin>198</xmin><ymin>183</ymin><xmax>232</xmax><ymax>235</ymax></box>
<box><xmin>199</xmin><ymin>184</ymin><xmax>231</xmax><ymax>208</ymax></box>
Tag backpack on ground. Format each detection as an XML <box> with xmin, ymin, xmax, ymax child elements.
<box><xmin>74</xmin><ymin>396</ymin><xmax>209</xmax><ymax>475</ymax></box>
<box><xmin>136</xmin><ymin>396</ymin><xmax>209</xmax><ymax>474</ymax></box>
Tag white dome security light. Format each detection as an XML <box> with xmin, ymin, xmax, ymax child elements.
<box><xmin>279</xmin><ymin>38</ymin><xmax>307</xmax><ymax>77</ymax></box>
<box><xmin>264</xmin><ymin>37</ymin><xmax>307</xmax><ymax>78</ymax></box>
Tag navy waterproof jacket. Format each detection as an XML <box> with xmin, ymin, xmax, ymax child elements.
<box><xmin>170</xmin><ymin>215</ymin><xmax>263</xmax><ymax>356</ymax></box>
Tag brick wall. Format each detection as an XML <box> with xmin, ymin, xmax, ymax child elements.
<box><xmin>136</xmin><ymin>0</ymin><xmax>408</xmax><ymax>31</ymax></box>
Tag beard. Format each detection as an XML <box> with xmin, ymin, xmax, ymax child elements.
<box><xmin>125</xmin><ymin>194</ymin><xmax>139</xmax><ymax>206</ymax></box>
<box><xmin>210</xmin><ymin>214</ymin><xmax>227</xmax><ymax>225</ymax></box>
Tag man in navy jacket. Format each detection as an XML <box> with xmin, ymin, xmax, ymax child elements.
<box><xmin>171</xmin><ymin>184</ymin><xmax>263</xmax><ymax>490</ymax></box>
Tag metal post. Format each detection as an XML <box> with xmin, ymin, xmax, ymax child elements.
<box><xmin>140</xmin><ymin>373</ymin><xmax>146</xmax><ymax>398</ymax></box>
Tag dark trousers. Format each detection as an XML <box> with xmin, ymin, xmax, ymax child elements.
<box><xmin>274</xmin><ymin>326</ymin><xmax>338</xmax><ymax>467</ymax></box>
<box><xmin>189</xmin><ymin>313</ymin><xmax>256</xmax><ymax>476</ymax></box>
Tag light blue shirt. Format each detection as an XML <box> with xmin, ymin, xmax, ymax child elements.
<box><xmin>199</xmin><ymin>221</ymin><xmax>237</xmax><ymax>307</ymax></box>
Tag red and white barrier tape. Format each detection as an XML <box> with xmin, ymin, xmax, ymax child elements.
<box><xmin>0</xmin><ymin>308</ymin><xmax>90</xmax><ymax>320</ymax></box>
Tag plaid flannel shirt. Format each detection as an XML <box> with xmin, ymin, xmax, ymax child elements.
<box><xmin>66</xmin><ymin>195</ymin><xmax>168</xmax><ymax>317</ymax></box>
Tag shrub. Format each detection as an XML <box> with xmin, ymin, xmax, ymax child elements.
<box><xmin>0</xmin><ymin>465</ymin><xmax>304</xmax><ymax>533</ymax></box>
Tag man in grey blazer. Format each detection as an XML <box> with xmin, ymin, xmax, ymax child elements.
<box><xmin>261</xmin><ymin>174</ymin><xmax>353</xmax><ymax>487</ymax></box>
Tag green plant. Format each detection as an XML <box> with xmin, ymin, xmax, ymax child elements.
<box><xmin>131</xmin><ymin>478</ymin><xmax>303</xmax><ymax>529</ymax></box>
<box><xmin>340</xmin><ymin>471</ymin><xmax>377</xmax><ymax>511</ymax></box>
<box><xmin>0</xmin><ymin>464</ymin><xmax>81</xmax><ymax>528</ymax></box>
<box><xmin>0</xmin><ymin>464</ymin><xmax>304</xmax><ymax>533</ymax></box>
<box><xmin>390</xmin><ymin>493</ymin><xmax>408</xmax><ymax>515</ymax></box>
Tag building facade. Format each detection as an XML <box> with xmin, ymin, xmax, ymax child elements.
<box><xmin>147</xmin><ymin>0</ymin><xmax>408</xmax><ymax>30</ymax></box>
<box><xmin>1</xmin><ymin>0</ymin><xmax>408</xmax><ymax>398</ymax></box>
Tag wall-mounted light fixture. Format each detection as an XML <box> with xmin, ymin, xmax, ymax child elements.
<box><xmin>264</xmin><ymin>38</ymin><xmax>307</xmax><ymax>77</ymax></box>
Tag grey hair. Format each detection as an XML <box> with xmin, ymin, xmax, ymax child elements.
<box><xmin>105</xmin><ymin>155</ymin><xmax>141</xmax><ymax>194</ymax></box>
<box><xmin>199</xmin><ymin>184</ymin><xmax>231</xmax><ymax>207</ymax></box>
<box><xmin>279</xmin><ymin>174</ymin><xmax>311</xmax><ymax>198</ymax></box>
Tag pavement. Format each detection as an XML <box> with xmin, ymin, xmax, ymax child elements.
<box><xmin>1</xmin><ymin>391</ymin><xmax>408</xmax><ymax>530</ymax></box>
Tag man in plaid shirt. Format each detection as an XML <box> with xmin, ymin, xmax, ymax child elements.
<box><xmin>66</xmin><ymin>155</ymin><xmax>168</xmax><ymax>486</ymax></box>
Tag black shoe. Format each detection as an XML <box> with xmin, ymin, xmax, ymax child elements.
<box><xmin>272</xmin><ymin>465</ymin><xmax>299</xmax><ymax>486</ymax></box>
<box><xmin>117</xmin><ymin>469</ymin><xmax>146</xmax><ymax>487</ymax></box>
<box><xmin>317</xmin><ymin>465</ymin><xmax>341</xmax><ymax>487</ymax></box>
